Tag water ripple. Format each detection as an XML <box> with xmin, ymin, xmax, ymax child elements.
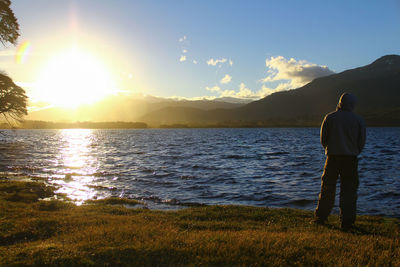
<box><xmin>0</xmin><ymin>128</ymin><xmax>399</xmax><ymax>217</ymax></box>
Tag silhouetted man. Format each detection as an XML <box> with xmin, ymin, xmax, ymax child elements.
<box><xmin>314</xmin><ymin>92</ymin><xmax>366</xmax><ymax>229</ymax></box>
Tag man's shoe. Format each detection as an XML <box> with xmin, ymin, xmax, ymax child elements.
<box><xmin>340</xmin><ymin>223</ymin><xmax>354</xmax><ymax>231</ymax></box>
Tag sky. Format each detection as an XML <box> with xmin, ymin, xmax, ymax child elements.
<box><xmin>1</xmin><ymin>0</ymin><xmax>400</xmax><ymax>107</ymax></box>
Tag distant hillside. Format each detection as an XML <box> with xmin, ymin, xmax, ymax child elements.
<box><xmin>141</xmin><ymin>55</ymin><xmax>400</xmax><ymax>126</ymax></box>
<box><xmin>0</xmin><ymin>121</ymin><xmax>148</xmax><ymax>129</ymax></box>
<box><xmin>26</xmin><ymin>96</ymin><xmax>248</xmax><ymax>122</ymax></box>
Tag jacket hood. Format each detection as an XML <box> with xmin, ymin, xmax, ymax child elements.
<box><xmin>337</xmin><ymin>92</ymin><xmax>357</xmax><ymax>111</ymax></box>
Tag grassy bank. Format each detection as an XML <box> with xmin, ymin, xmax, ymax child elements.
<box><xmin>0</xmin><ymin>179</ymin><xmax>399</xmax><ymax>266</ymax></box>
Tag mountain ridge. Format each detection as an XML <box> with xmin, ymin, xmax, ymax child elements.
<box><xmin>26</xmin><ymin>96</ymin><xmax>249</xmax><ymax>123</ymax></box>
<box><xmin>141</xmin><ymin>55</ymin><xmax>400</xmax><ymax>126</ymax></box>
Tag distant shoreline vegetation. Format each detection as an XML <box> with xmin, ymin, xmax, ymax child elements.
<box><xmin>0</xmin><ymin>120</ymin><xmax>148</xmax><ymax>129</ymax></box>
<box><xmin>1</xmin><ymin>117</ymin><xmax>399</xmax><ymax>130</ymax></box>
<box><xmin>0</xmin><ymin>120</ymin><xmax>321</xmax><ymax>129</ymax></box>
<box><xmin>158</xmin><ymin>121</ymin><xmax>320</xmax><ymax>128</ymax></box>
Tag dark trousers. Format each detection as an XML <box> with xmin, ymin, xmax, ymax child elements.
<box><xmin>315</xmin><ymin>155</ymin><xmax>359</xmax><ymax>226</ymax></box>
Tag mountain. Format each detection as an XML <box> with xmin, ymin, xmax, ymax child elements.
<box><xmin>214</xmin><ymin>97</ymin><xmax>254</xmax><ymax>104</ymax></box>
<box><xmin>141</xmin><ymin>55</ymin><xmax>400</xmax><ymax>126</ymax></box>
<box><xmin>26</xmin><ymin>95</ymin><xmax>247</xmax><ymax>122</ymax></box>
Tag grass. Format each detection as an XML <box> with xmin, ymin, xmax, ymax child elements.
<box><xmin>0</xmin><ymin>179</ymin><xmax>399</xmax><ymax>266</ymax></box>
<box><xmin>84</xmin><ymin>197</ymin><xmax>144</xmax><ymax>206</ymax></box>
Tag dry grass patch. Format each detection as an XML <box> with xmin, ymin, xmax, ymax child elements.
<box><xmin>0</xmin><ymin>179</ymin><xmax>399</xmax><ymax>266</ymax></box>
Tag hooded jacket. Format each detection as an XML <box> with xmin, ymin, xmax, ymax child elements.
<box><xmin>320</xmin><ymin>93</ymin><xmax>366</xmax><ymax>156</ymax></box>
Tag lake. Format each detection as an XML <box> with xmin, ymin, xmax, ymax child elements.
<box><xmin>0</xmin><ymin>128</ymin><xmax>399</xmax><ymax>217</ymax></box>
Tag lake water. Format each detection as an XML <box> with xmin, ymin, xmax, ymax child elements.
<box><xmin>0</xmin><ymin>128</ymin><xmax>399</xmax><ymax>217</ymax></box>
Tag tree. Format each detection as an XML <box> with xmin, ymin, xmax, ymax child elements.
<box><xmin>0</xmin><ymin>0</ymin><xmax>19</xmax><ymax>45</ymax></box>
<box><xmin>0</xmin><ymin>0</ymin><xmax>27</xmax><ymax>125</ymax></box>
<box><xmin>0</xmin><ymin>72</ymin><xmax>27</xmax><ymax>123</ymax></box>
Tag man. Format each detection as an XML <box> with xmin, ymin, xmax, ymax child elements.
<box><xmin>314</xmin><ymin>92</ymin><xmax>366</xmax><ymax>230</ymax></box>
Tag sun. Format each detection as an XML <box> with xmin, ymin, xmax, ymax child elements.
<box><xmin>35</xmin><ymin>47</ymin><xmax>116</xmax><ymax>108</ymax></box>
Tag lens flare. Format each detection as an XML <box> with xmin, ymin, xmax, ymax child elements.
<box><xmin>15</xmin><ymin>40</ymin><xmax>32</xmax><ymax>64</ymax></box>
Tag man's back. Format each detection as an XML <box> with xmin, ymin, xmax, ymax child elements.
<box><xmin>321</xmin><ymin>110</ymin><xmax>365</xmax><ymax>155</ymax></box>
<box><xmin>320</xmin><ymin>93</ymin><xmax>366</xmax><ymax>156</ymax></box>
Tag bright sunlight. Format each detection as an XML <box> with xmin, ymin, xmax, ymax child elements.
<box><xmin>35</xmin><ymin>47</ymin><xmax>116</xmax><ymax>108</ymax></box>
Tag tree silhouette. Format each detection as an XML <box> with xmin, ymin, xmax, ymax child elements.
<box><xmin>0</xmin><ymin>0</ymin><xmax>19</xmax><ymax>45</ymax></box>
<box><xmin>0</xmin><ymin>0</ymin><xmax>27</xmax><ymax>125</ymax></box>
<box><xmin>0</xmin><ymin>72</ymin><xmax>27</xmax><ymax>123</ymax></box>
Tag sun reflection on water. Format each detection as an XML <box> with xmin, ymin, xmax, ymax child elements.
<box><xmin>53</xmin><ymin>129</ymin><xmax>100</xmax><ymax>205</ymax></box>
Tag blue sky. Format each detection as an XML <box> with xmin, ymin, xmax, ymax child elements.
<box><xmin>4</xmin><ymin>0</ymin><xmax>400</xmax><ymax>102</ymax></box>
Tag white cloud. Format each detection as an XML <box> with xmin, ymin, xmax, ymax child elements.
<box><xmin>220</xmin><ymin>74</ymin><xmax>232</xmax><ymax>84</ymax></box>
<box><xmin>179</xmin><ymin>55</ymin><xmax>187</xmax><ymax>62</ymax></box>
<box><xmin>203</xmin><ymin>56</ymin><xmax>334</xmax><ymax>100</ymax></box>
<box><xmin>206</xmin><ymin>85</ymin><xmax>222</xmax><ymax>92</ymax></box>
<box><xmin>168</xmin><ymin>95</ymin><xmax>218</xmax><ymax>101</ymax></box>
<box><xmin>178</xmin><ymin>36</ymin><xmax>197</xmax><ymax>64</ymax></box>
<box><xmin>207</xmin><ymin>58</ymin><xmax>227</xmax><ymax>66</ymax></box>
<box><xmin>179</xmin><ymin>35</ymin><xmax>187</xmax><ymax>42</ymax></box>
<box><xmin>219</xmin><ymin>83</ymin><xmax>255</xmax><ymax>99</ymax></box>
<box><xmin>207</xmin><ymin>58</ymin><xmax>233</xmax><ymax>68</ymax></box>
<box><xmin>205</xmin><ymin>83</ymin><xmax>261</xmax><ymax>100</ymax></box>
<box><xmin>257</xmin><ymin>82</ymin><xmax>292</xmax><ymax>97</ymax></box>
<box><xmin>263</xmin><ymin>56</ymin><xmax>335</xmax><ymax>89</ymax></box>
<box><xmin>220</xmin><ymin>89</ymin><xmax>236</xmax><ymax>97</ymax></box>
<box><xmin>235</xmin><ymin>83</ymin><xmax>255</xmax><ymax>98</ymax></box>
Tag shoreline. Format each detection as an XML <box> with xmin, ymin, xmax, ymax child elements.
<box><xmin>1</xmin><ymin>178</ymin><xmax>399</xmax><ymax>266</ymax></box>
<box><xmin>2</xmin><ymin>173</ymin><xmax>399</xmax><ymax>219</ymax></box>
<box><xmin>2</xmin><ymin>120</ymin><xmax>400</xmax><ymax>129</ymax></box>
<box><xmin>2</xmin><ymin>125</ymin><xmax>400</xmax><ymax>130</ymax></box>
